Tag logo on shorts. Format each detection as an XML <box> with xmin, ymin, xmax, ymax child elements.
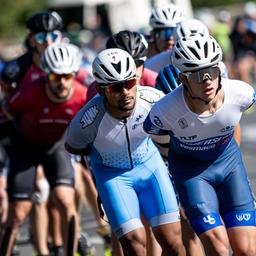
<box><xmin>80</xmin><ymin>105</ymin><xmax>99</xmax><ymax>128</ymax></box>
<box><xmin>203</xmin><ymin>215</ymin><xmax>216</xmax><ymax>225</ymax></box>
<box><xmin>236</xmin><ymin>213</ymin><xmax>251</xmax><ymax>222</ymax></box>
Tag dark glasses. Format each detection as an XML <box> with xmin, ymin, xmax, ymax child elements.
<box><xmin>155</xmin><ymin>28</ymin><xmax>175</xmax><ymax>40</ymax></box>
<box><xmin>34</xmin><ymin>30</ymin><xmax>61</xmax><ymax>44</ymax></box>
<box><xmin>48</xmin><ymin>73</ymin><xmax>74</xmax><ymax>82</ymax></box>
<box><xmin>183</xmin><ymin>66</ymin><xmax>220</xmax><ymax>84</ymax></box>
<box><xmin>103</xmin><ymin>78</ymin><xmax>137</xmax><ymax>93</ymax></box>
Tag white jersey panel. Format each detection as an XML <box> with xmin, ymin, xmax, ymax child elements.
<box><xmin>147</xmin><ymin>79</ymin><xmax>255</xmax><ymax>160</ymax></box>
<box><xmin>66</xmin><ymin>86</ymin><xmax>164</xmax><ymax>169</ymax></box>
<box><xmin>145</xmin><ymin>50</ymin><xmax>172</xmax><ymax>73</ymax></box>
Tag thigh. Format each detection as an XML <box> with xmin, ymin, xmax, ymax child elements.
<box><xmin>42</xmin><ymin>147</ymin><xmax>75</xmax><ymax>189</ymax></box>
<box><xmin>95</xmin><ymin>172</ymin><xmax>142</xmax><ymax>238</ymax></box>
<box><xmin>217</xmin><ymin>160</ymin><xmax>255</xmax><ymax>214</ymax></box>
<box><xmin>7</xmin><ymin>148</ymin><xmax>36</xmax><ymax>202</ymax></box>
<box><xmin>174</xmin><ymin>176</ymin><xmax>224</xmax><ymax>235</ymax></box>
<box><xmin>139</xmin><ymin>163</ymin><xmax>179</xmax><ymax>226</ymax></box>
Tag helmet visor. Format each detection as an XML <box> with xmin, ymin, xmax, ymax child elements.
<box><xmin>48</xmin><ymin>73</ymin><xmax>74</xmax><ymax>82</ymax></box>
<box><xmin>155</xmin><ymin>28</ymin><xmax>175</xmax><ymax>40</ymax></box>
<box><xmin>100</xmin><ymin>78</ymin><xmax>137</xmax><ymax>93</ymax></box>
<box><xmin>183</xmin><ymin>66</ymin><xmax>220</xmax><ymax>84</ymax></box>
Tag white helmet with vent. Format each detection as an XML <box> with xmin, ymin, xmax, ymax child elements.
<box><xmin>174</xmin><ymin>19</ymin><xmax>209</xmax><ymax>40</ymax></box>
<box><xmin>41</xmin><ymin>43</ymin><xmax>82</xmax><ymax>74</ymax></box>
<box><xmin>92</xmin><ymin>48</ymin><xmax>136</xmax><ymax>84</ymax></box>
<box><xmin>172</xmin><ymin>34</ymin><xmax>223</xmax><ymax>72</ymax></box>
<box><xmin>149</xmin><ymin>3</ymin><xmax>184</xmax><ymax>29</ymax></box>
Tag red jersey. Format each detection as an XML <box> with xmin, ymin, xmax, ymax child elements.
<box><xmin>7</xmin><ymin>78</ymin><xmax>87</xmax><ymax>145</ymax></box>
<box><xmin>20</xmin><ymin>64</ymin><xmax>45</xmax><ymax>90</ymax></box>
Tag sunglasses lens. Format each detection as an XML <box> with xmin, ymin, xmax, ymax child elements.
<box><xmin>35</xmin><ymin>32</ymin><xmax>46</xmax><ymax>44</ymax></box>
<box><xmin>106</xmin><ymin>79</ymin><xmax>136</xmax><ymax>93</ymax></box>
<box><xmin>156</xmin><ymin>28</ymin><xmax>174</xmax><ymax>40</ymax></box>
<box><xmin>48</xmin><ymin>73</ymin><xmax>74</xmax><ymax>81</ymax></box>
<box><xmin>35</xmin><ymin>31</ymin><xmax>60</xmax><ymax>44</ymax></box>
<box><xmin>50</xmin><ymin>31</ymin><xmax>60</xmax><ymax>42</ymax></box>
<box><xmin>186</xmin><ymin>67</ymin><xmax>219</xmax><ymax>83</ymax></box>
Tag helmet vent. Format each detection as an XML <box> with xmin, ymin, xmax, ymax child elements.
<box><xmin>126</xmin><ymin>57</ymin><xmax>130</xmax><ymax>72</ymax></box>
<box><xmin>100</xmin><ymin>64</ymin><xmax>114</xmax><ymax>77</ymax></box>
<box><xmin>195</xmin><ymin>40</ymin><xmax>200</xmax><ymax>49</ymax></box>
<box><xmin>188</xmin><ymin>47</ymin><xmax>200</xmax><ymax>60</ymax></box>
<box><xmin>204</xmin><ymin>43</ymin><xmax>208</xmax><ymax>58</ymax></box>
<box><xmin>212</xmin><ymin>41</ymin><xmax>216</xmax><ymax>52</ymax></box>
<box><xmin>174</xmin><ymin>52</ymin><xmax>181</xmax><ymax>59</ymax></box>
<box><xmin>111</xmin><ymin>62</ymin><xmax>121</xmax><ymax>73</ymax></box>
<box><xmin>211</xmin><ymin>54</ymin><xmax>220</xmax><ymax>63</ymax></box>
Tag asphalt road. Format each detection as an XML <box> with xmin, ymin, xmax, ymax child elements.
<box><xmin>14</xmin><ymin>106</ymin><xmax>256</xmax><ymax>256</ymax></box>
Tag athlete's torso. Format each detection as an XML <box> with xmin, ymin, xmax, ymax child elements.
<box><xmin>144</xmin><ymin>79</ymin><xmax>255</xmax><ymax>161</ymax></box>
<box><xmin>7</xmin><ymin>78</ymin><xmax>87</xmax><ymax>145</ymax></box>
<box><xmin>66</xmin><ymin>86</ymin><xmax>164</xmax><ymax>169</ymax></box>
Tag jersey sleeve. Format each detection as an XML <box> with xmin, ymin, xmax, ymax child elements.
<box><xmin>65</xmin><ymin>97</ymin><xmax>103</xmax><ymax>155</ymax></box>
<box><xmin>228</xmin><ymin>79</ymin><xmax>256</xmax><ymax>111</ymax></box>
<box><xmin>143</xmin><ymin>89</ymin><xmax>173</xmax><ymax>135</ymax></box>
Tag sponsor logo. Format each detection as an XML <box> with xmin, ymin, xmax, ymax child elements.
<box><xmin>153</xmin><ymin>116</ymin><xmax>163</xmax><ymax>128</ymax></box>
<box><xmin>135</xmin><ymin>114</ymin><xmax>143</xmax><ymax>122</ymax></box>
<box><xmin>178</xmin><ymin>118</ymin><xmax>188</xmax><ymax>129</ymax></box>
<box><xmin>236</xmin><ymin>213</ymin><xmax>251</xmax><ymax>222</ymax></box>
<box><xmin>220</xmin><ymin>126</ymin><xmax>234</xmax><ymax>133</ymax></box>
<box><xmin>180</xmin><ymin>135</ymin><xmax>197</xmax><ymax>140</ymax></box>
<box><xmin>203</xmin><ymin>215</ymin><xmax>216</xmax><ymax>225</ymax></box>
<box><xmin>80</xmin><ymin>105</ymin><xmax>99</xmax><ymax>128</ymax></box>
<box><xmin>132</xmin><ymin>123</ymin><xmax>143</xmax><ymax>130</ymax></box>
<box><xmin>139</xmin><ymin>89</ymin><xmax>161</xmax><ymax>103</ymax></box>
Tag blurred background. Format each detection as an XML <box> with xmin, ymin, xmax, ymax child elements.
<box><xmin>0</xmin><ymin>0</ymin><xmax>255</xmax><ymax>60</ymax></box>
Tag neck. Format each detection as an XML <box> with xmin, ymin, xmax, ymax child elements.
<box><xmin>184</xmin><ymin>88</ymin><xmax>224</xmax><ymax>115</ymax></box>
<box><xmin>106</xmin><ymin>104</ymin><xmax>134</xmax><ymax>119</ymax></box>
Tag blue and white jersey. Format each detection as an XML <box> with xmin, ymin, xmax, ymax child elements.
<box><xmin>144</xmin><ymin>79</ymin><xmax>256</xmax><ymax>161</ymax></box>
<box><xmin>66</xmin><ymin>86</ymin><xmax>164</xmax><ymax>169</ymax></box>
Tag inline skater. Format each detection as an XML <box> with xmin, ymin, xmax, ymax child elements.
<box><xmin>0</xmin><ymin>43</ymin><xmax>87</xmax><ymax>256</ymax></box>
<box><xmin>144</xmin><ymin>33</ymin><xmax>256</xmax><ymax>255</ymax></box>
<box><xmin>65</xmin><ymin>48</ymin><xmax>185</xmax><ymax>256</ymax></box>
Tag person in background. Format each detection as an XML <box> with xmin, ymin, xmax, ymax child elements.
<box><xmin>0</xmin><ymin>43</ymin><xmax>87</xmax><ymax>256</ymax></box>
<box><xmin>144</xmin><ymin>3</ymin><xmax>185</xmax><ymax>73</ymax></box>
<box><xmin>0</xmin><ymin>10</ymin><xmax>63</xmax><ymax>256</ymax></box>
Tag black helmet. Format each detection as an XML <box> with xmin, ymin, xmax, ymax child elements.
<box><xmin>26</xmin><ymin>11</ymin><xmax>63</xmax><ymax>33</ymax></box>
<box><xmin>106</xmin><ymin>30</ymin><xmax>148</xmax><ymax>66</ymax></box>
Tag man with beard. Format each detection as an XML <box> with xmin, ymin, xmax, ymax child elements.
<box><xmin>0</xmin><ymin>42</ymin><xmax>87</xmax><ymax>255</ymax></box>
<box><xmin>65</xmin><ymin>48</ymin><xmax>185</xmax><ymax>256</ymax></box>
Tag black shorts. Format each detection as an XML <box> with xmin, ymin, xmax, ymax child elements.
<box><xmin>7</xmin><ymin>142</ymin><xmax>75</xmax><ymax>202</ymax></box>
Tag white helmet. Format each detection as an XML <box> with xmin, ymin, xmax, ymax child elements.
<box><xmin>172</xmin><ymin>34</ymin><xmax>223</xmax><ymax>72</ymax></box>
<box><xmin>174</xmin><ymin>18</ymin><xmax>209</xmax><ymax>40</ymax></box>
<box><xmin>41</xmin><ymin>43</ymin><xmax>82</xmax><ymax>74</ymax></box>
<box><xmin>92</xmin><ymin>48</ymin><xmax>136</xmax><ymax>84</ymax></box>
<box><xmin>149</xmin><ymin>3</ymin><xmax>184</xmax><ymax>29</ymax></box>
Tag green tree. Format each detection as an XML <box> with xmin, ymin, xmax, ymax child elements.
<box><xmin>0</xmin><ymin>0</ymin><xmax>47</xmax><ymax>41</ymax></box>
